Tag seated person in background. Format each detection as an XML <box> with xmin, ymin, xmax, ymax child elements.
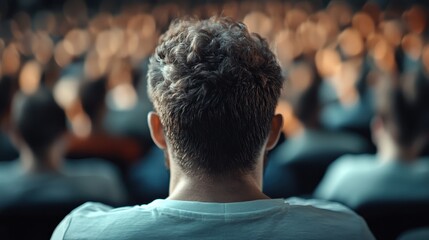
<box><xmin>0</xmin><ymin>88</ymin><xmax>127</xmax><ymax>208</ymax></box>
<box><xmin>67</xmin><ymin>77</ymin><xmax>142</xmax><ymax>168</ymax></box>
<box><xmin>314</xmin><ymin>71</ymin><xmax>429</xmax><ymax>207</ymax></box>
<box><xmin>264</xmin><ymin>61</ymin><xmax>371</xmax><ymax>198</ymax></box>
<box><xmin>0</xmin><ymin>76</ymin><xmax>18</xmax><ymax>161</ymax></box>
<box><xmin>52</xmin><ymin>17</ymin><xmax>374</xmax><ymax>239</ymax></box>
<box><xmin>314</xmin><ymin>71</ymin><xmax>429</xmax><ymax>238</ymax></box>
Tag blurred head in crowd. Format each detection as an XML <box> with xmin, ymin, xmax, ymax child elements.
<box><xmin>78</xmin><ymin>77</ymin><xmax>107</xmax><ymax>131</ymax></box>
<box><xmin>12</xmin><ymin>88</ymin><xmax>67</xmax><ymax>170</ymax></box>
<box><xmin>285</xmin><ymin>61</ymin><xmax>322</xmax><ymax>129</ymax></box>
<box><xmin>147</xmin><ymin>17</ymin><xmax>283</xmax><ymax>184</ymax></box>
<box><xmin>372</xmin><ymin>71</ymin><xmax>429</xmax><ymax>161</ymax></box>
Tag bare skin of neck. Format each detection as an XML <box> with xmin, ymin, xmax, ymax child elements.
<box><xmin>19</xmin><ymin>143</ymin><xmax>64</xmax><ymax>174</ymax></box>
<box><xmin>167</xmin><ymin>159</ymin><xmax>269</xmax><ymax>203</ymax></box>
<box><xmin>376</xmin><ymin>131</ymin><xmax>425</xmax><ymax>163</ymax></box>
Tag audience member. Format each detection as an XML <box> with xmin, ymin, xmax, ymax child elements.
<box><xmin>314</xmin><ymin>71</ymin><xmax>429</xmax><ymax>239</ymax></box>
<box><xmin>67</xmin><ymin>77</ymin><xmax>142</xmax><ymax>168</ymax></box>
<box><xmin>315</xmin><ymin>71</ymin><xmax>429</xmax><ymax>207</ymax></box>
<box><xmin>264</xmin><ymin>61</ymin><xmax>371</xmax><ymax>198</ymax></box>
<box><xmin>52</xmin><ymin>17</ymin><xmax>374</xmax><ymax>239</ymax></box>
<box><xmin>0</xmin><ymin>88</ymin><xmax>127</xmax><ymax>208</ymax></box>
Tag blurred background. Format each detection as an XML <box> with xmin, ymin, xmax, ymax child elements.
<box><xmin>1</xmin><ymin>0</ymin><xmax>429</xmax><ymax>239</ymax></box>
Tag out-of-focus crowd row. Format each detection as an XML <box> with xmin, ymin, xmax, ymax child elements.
<box><xmin>0</xmin><ymin>0</ymin><xmax>428</xmax><ymax>136</ymax></box>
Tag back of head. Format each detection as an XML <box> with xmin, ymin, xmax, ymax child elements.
<box><xmin>78</xmin><ymin>78</ymin><xmax>107</xmax><ymax>126</ymax></box>
<box><xmin>284</xmin><ymin>61</ymin><xmax>321</xmax><ymax>128</ymax></box>
<box><xmin>12</xmin><ymin>88</ymin><xmax>67</xmax><ymax>156</ymax></box>
<box><xmin>375</xmin><ymin>71</ymin><xmax>429</xmax><ymax>147</ymax></box>
<box><xmin>148</xmin><ymin>17</ymin><xmax>283</xmax><ymax>177</ymax></box>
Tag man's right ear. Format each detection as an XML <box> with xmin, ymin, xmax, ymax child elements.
<box><xmin>148</xmin><ymin>112</ymin><xmax>167</xmax><ymax>149</ymax></box>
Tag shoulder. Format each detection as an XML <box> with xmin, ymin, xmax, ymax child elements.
<box><xmin>327</xmin><ymin>154</ymin><xmax>376</xmax><ymax>172</ymax></box>
<box><xmin>285</xmin><ymin>197</ymin><xmax>375</xmax><ymax>239</ymax></box>
<box><xmin>314</xmin><ymin>154</ymin><xmax>376</xmax><ymax>198</ymax></box>
<box><xmin>52</xmin><ymin>202</ymin><xmax>150</xmax><ymax>239</ymax></box>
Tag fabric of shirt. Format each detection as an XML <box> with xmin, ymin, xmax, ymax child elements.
<box><xmin>314</xmin><ymin>154</ymin><xmax>429</xmax><ymax>208</ymax></box>
<box><xmin>398</xmin><ymin>227</ymin><xmax>429</xmax><ymax>240</ymax></box>
<box><xmin>51</xmin><ymin>197</ymin><xmax>375</xmax><ymax>240</ymax></box>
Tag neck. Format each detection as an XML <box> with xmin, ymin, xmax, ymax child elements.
<box><xmin>168</xmin><ymin>170</ymin><xmax>269</xmax><ymax>203</ymax></box>
<box><xmin>20</xmin><ymin>145</ymin><xmax>63</xmax><ymax>173</ymax></box>
<box><xmin>377</xmin><ymin>137</ymin><xmax>423</xmax><ymax>163</ymax></box>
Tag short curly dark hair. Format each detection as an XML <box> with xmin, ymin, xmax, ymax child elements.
<box><xmin>148</xmin><ymin>17</ymin><xmax>283</xmax><ymax>177</ymax></box>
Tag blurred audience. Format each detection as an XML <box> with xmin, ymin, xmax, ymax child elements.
<box><xmin>264</xmin><ymin>61</ymin><xmax>371</xmax><ymax>198</ymax></box>
<box><xmin>314</xmin><ymin>71</ymin><xmax>429</xmax><ymax>239</ymax></box>
<box><xmin>66</xmin><ymin>77</ymin><xmax>142</xmax><ymax>169</ymax></box>
<box><xmin>0</xmin><ymin>88</ymin><xmax>127</xmax><ymax>207</ymax></box>
<box><xmin>0</xmin><ymin>0</ymin><xmax>427</xmax><ymax>238</ymax></box>
<box><xmin>314</xmin><ymin>71</ymin><xmax>429</xmax><ymax>207</ymax></box>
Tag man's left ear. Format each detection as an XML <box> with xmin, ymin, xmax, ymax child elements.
<box><xmin>266</xmin><ymin>114</ymin><xmax>283</xmax><ymax>151</ymax></box>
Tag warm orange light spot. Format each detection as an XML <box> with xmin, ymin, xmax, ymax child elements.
<box><xmin>54</xmin><ymin>41</ymin><xmax>73</xmax><ymax>68</ymax></box>
<box><xmin>2</xmin><ymin>43</ymin><xmax>21</xmax><ymax>76</ymax></box>
<box><xmin>63</xmin><ymin>28</ymin><xmax>91</xmax><ymax>57</ymax></box>
<box><xmin>296</xmin><ymin>21</ymin><xmax>327</xmax><ymax>54</ymax></box>
<box><xmin>288</xmin><ymin>63</ymin><xmax>313</xmax><ymax>92</ymax></box>
<box><xmin>274</xmin><ymin>30</ymin><xmax>303</xmax><ymax>68</ymax></box>
<box><xmin>315</xmin><ymin>48</ymin><xmax>341</xmax><ymax>77</ymax></box>
<box><xmin>372</xmin><ymin>38</ymin><xmax>396</xmax><ymax>73</ymax></box>
<box><xmin>53</xmin><ymin>77</ymin><xmax>80</xmax><ymax>109</ymax></box>
<box><xmin>106</xmin><ymin>83</ymin><xmax>138</xmax><ymax>111</ymax></box>
<box><xmin>401</xmin><ymin>33</ymin><xmax>423</xmax><ymax>60</ymax></box>
<box><xmin>19</xmin><ymin>60</ymin><xmax>42</xmax><ymax>94</ymax></box>
<box><xmin>352</xmin><ymin>12</ymin><xmax>375</xmax><ymax>38</ymax></box>
<box><xmin>243</xmin><ymin>11</ymin><xmax>273</xmax><ymax>39</ymax></box>
<box><xmin>338</xmin><ymin>28</ymin><xmax>364</xmax><ymax>57</ymax></box>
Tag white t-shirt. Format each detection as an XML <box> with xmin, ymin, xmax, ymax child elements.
<box><xmin>51</xmin><ymin>197</ymin><xmax>374</xmax><ymax>240</ymax></box>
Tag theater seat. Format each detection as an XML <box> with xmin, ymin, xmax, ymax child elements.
<box><xmin>355</xmin><ymin>200</ymin><xmax>429</xmax><ymax>240</ymax></box>
<box><xmin>0</xmin><ymin>200</ymin><xmax>92</xmax><ymax>240</ymax></box>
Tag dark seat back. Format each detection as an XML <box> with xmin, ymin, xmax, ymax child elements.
<box><xmin>0</xmin><ymin>200</ymin><xmax>88</xmax><ymax>240</ymax></box>
<box><xmin>355</xmin><ymin>200</ymin><xmax>429</xmax><ymax>240</ymax></box>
